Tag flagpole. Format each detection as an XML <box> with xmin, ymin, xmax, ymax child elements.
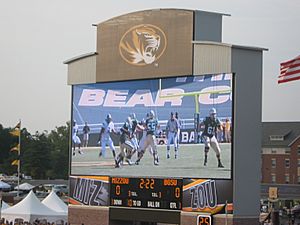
<box><xmin>17</xmin><ymin>119</ymin><xmax>21</xmax><ymax>197</ymax></box>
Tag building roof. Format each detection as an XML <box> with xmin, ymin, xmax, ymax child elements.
<box><xmin>42</xmin><ymin>191</ymin><xmax>68</xmax><ymax>213</ymax></box>
<box><xmin>262</xmin><ymin>122</ymin><xmax>300</xmax><ymax>147</ymax></box>
<box><xmin>63</xmin><ymin>52</ymin><xmax>97</xmax><ymax>64</ymax></box>
<box><xmin>192</xmin><ymin>41</ymin><xmax>268</xmax><ymax>51</ymax></box>
<box><xmin>93</xmin><ymin>9</ymin><xmax>231</xmax><ymax>26</ymax></box>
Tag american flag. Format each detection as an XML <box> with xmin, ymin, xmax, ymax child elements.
<box><xmin>278</xmin><ymin>55</ymin><xmax>300</xmax><ymax>84</ymax></box>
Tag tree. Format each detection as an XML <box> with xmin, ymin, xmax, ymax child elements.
<box><xmin>0</xmin><ymin>124</ymin><xmax>19</xmax><ymax>175</ymax></box>
<box><xmin>0</xmin><ymin>122</ymin><xmax>70</xmax><ymax>180</ymax></box>
<box><xmin>46</xmin><ymin>123</ymin><xmax>70</xmax><ymax>179</ymax></box>
<box><xmin>21</xmin><ymin>132</ymin><xmax>52</xmax><ymax>179</ymax></box>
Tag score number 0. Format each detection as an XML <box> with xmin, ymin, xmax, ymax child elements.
<box><xmin>197</xmin><ymin>215</ymin><xmax>211</xmax><ymax>225</ymax></box>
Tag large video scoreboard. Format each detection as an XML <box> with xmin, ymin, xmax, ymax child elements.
<box><xmin>110</xmin><ymin>177</ymin><xmax>182</xmax><ymax>210</ymax></box>
<box><xmin>69</xmin><ymin>73</ymin><xmax>234</xmax><ymax>214</ymax></box>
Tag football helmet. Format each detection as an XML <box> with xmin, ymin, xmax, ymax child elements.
<box><xmin>130</xmin><ymin>113</ymin><xmax>136</xmax><ymax>120</ymax></box>
<box><xmin>126</xmin><ymin>116</ymin><xmax>132</xmax><ymax>126</ymax></box>
<box><xmin>209</xmin><ymin>108</ymin><xmax>217</xmax><ymax>119</ymax></box>
<box><xmin>106</xmin><ymin>114</ymin><xmax>112</xmax><ymax>122</ymax></box>
<box><xmin>149</xmin><ymin>110</ymin><xmax>155</xmax><ymax>118</ymax></box>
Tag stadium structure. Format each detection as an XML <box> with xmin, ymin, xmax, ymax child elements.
<box><xmin>64</xmin><ymin>9</ymin><xmax>266</xmax><ymax>225</ymax></box>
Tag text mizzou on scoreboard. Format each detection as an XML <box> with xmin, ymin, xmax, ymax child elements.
<box><xmin>110</xmin><ymin>177</ymin><xmax>183</xmax><ymax>210</ymax></box>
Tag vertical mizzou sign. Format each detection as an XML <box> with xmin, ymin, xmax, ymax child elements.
<box><xmin>96</xmin><ymin>9</ymin><xmax>193</xmax><ymax>82</ymax></box>
<box><xmin>69</xmin><ymin>176</ymin><xmax>110</xmax><ymax>206</ymax></box>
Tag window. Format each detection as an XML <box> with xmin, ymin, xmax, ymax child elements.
<box><xmin>271</xmin><ymin>174</ymin><xmax>276</xmax><ymax>183</ymax></box>
<box><xmin>285</xmin><ymin>174</ymin><xmax>290</xmax><ymax>183</ymax></box>
<box><xmin>285</xmin><ymin>159</ymin><xmax>290</xmax><ymax>168</ymax></box>
<box><xmin>285</xmin><ymin>148</ymin><xmax>291</xmax><ymax>154</ymax></box>
<box><xmin>270</xmin><ymin>135</ymin><xmax>284</xmax><ymax>141</ymax></box>
<box><xmin>271</xmin><ymin>158</ymin><xmax>276</xmax><ymax>168</ymax></box>
<box><xmin>298</xmin><ymin>176</ymin><xmax>300</xmax><ymax>184</ymax></box>
<box><xmin>271</xmin><ymin>149</ymin><xmax>277</xmax><ymax>154</ymax></box>
<box><xmin>298</xmin><ymin>146</ymin><xmax>300</xmax><ymax>155</ymax></box>
<box><xmin>298</xmin><ymin>159</ymin><xmax>300</xmax><ymax>167</ymax></box>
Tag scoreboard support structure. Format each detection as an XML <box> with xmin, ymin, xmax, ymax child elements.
<box><xmin>66</xmin><ymin>8</ymin><xmax>266</xmax><ymax>225</ymax></box>
<box><xmin>110</xmin><ymin>207</ymin><xmax>181</xmax><ymax>224</ymax></box>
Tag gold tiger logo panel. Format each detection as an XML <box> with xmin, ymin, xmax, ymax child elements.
<box><xmin>119</xmin><ymin>24</ymin><xmax>167</xmax><ymax>66</ymax></box>
<box><xmin>96</xmin><ymin>9</ymin><xmax>193</xmax><ymax>82</ymax></box>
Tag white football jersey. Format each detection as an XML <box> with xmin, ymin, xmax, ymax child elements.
<box><xmin>102</xmin><ymin>120</ymin><xmax>114</xmax><ymax>139</ymax></box>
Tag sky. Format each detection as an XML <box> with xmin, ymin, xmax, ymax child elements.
<box><xmin>0</xmin><ymin>0</ymin><xmax>299</xmax><ymax>133</ymax></box>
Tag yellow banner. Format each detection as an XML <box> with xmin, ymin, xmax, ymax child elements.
<box><xmin>10</xmin><ymin>130</ymin><xmax>20</xmax><ymax>137</ymax></box>
<box><xmin>11</xmin><ymin>159</ymin><xmax>19</xmax><ymax>166</ymax></box>
<box><xmin>10</xmin><ymin>144</ymin><xmax>20</xmax><ymax>152</ymax></box>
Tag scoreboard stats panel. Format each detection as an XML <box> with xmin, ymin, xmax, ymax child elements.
<box><xmin>110</xmin><ymin>177</ymin><xmax>183</xmax><ymax>210</ymax></box>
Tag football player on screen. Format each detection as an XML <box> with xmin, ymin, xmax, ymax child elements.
<box><xmin>99</xmin><ymin>114</ymin><xmax>118</xmax><ymax>167</ymax></box>
<box><xmin>115</xmin><ymin>117</ymin><xmax>135</xmax><ymax>167</ymax></box>
<box><xmin>125</xmin><ymin>113</ymin><xmax>143</xmax><ymax>160</ymax></box>
<box><xmin>135</xmin><ymin>110</ymin><xmax>159</xmax><ymax>165</ymax></box>
<box><xmin>200</xmin><ymin>108</ymin><xmax>224</xmax><ymax>168</ymax></box>
<box><xmin>72</xmin><ymin>120</ymin><xmax>82</xmax><ymax>156</ymax></box>
<box><xmin>166</xmin><ymin>112</ymin><xmax>179</xmax><ymax>159</ymax></box>
<box><xmin>175</xmin><ymin>112</ymin><xmax>182</xmax><ymax>148</ymax></box>
<box><xmin>135</xmin><ymin>115</ymin><xmax>153</xmax><ymax>164</ymax></box>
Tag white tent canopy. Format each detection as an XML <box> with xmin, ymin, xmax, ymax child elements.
<box><xmin>1</xmin><ymin>201</ymin><xmax>10</xmax><ymax>211</ymax></box>
<box><xmin>1</xmin><ymin>191</ymin><xmax>67</xmax><ymax>223</ymax></box>
<box><xmin>0</xmin><ymin>180</ymin><xmax>11</xmax><ymax>190</ymax></box>
<box><xmin>14</xmin><ymin>182</ymin><xmax>35</xmax><ymax>191</ymax></box>
<box><xmin>42</xmin><ymin>191</ymin><xmax>68</xmax><ymax>213</ymax></box>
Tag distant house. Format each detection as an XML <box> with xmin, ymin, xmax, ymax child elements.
<box><xmin>262</xmin><ymin>122</ymin><xmax>300</xmax><ymax>184</ymax></box>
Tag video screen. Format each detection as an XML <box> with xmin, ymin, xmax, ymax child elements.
<box><xmin>71</xmin><ymin>73</ymin><xmax>233</xmax><ymax>179</ymax></box>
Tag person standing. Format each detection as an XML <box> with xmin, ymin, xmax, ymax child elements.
<box><xmin>166</xmin><ymin>112</ymin><xmax>179</xmax><ymax>159</ymax></box>
<box><xmin>115</xmin><ymin>117</ymin><xmax>135</xmax><ymax>167</ymax></box>
<box><xmin>135</xmin><ymin>116</ymin><xmax>153</xmax><ymax>164</ymax></box>
<box><xmin>224</xmin><ymin>118</ymin><xmax>231</xmax><ymax>143</ymax></box>
<box><xmin>200</xmin><ymin>108</ymin><xmax>224</xmax><ymax>168</ymax></box>
<box><xmin>72</xmin><ymin>120</ymin><xmax>82</xmax><ymax>156</ymax></box>
<box><xmin>135</xmin><ymin>110</ymin><xmax>159</xmax><ymax>165</ymax></box>
<box><xmin>99</xmin><ymin>114</ymin><xmax>118</xmax><ymax>167</ymax></box>
<box><xmin>216</xmin><ymin>124</ymin><xmax>223</xmax><ymax>143</ymax></box>
<box><xmin>175</xmin><ymin>112</ymin><xmax>182</xmax><ymax>148</ymax></box>
<box><xmin>82</xmin><ymin>121</ymin><xmax>90</xmax><ymax>147</ymax></box>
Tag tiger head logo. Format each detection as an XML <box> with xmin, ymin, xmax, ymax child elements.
<box><xmin>119</xmin><ymin>24</ymin><xmax>167</xmax><ymax>66</ymax></box>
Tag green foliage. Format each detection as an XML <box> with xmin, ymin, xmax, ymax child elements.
<box><xmin>0</xmin><ymin>124</ymin><xmax>19</xmax><ymax>174</ymax></box>
<box><xmin>0</xmin><ymin>123</ymin><xmax>70</xmax><ymax>179</ymax></box>
<box><xmin>46</xmin><ymin>124</ymin><xmax>70</xmax><ymax>179</ymax></box>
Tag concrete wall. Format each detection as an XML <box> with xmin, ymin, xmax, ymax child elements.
<box><xmin>68</xmin><ymin>205</ymin><xmax>109</xmax><ymax>225</ymax></box>
<box><xmin>194</xmin><ymin>11</ymin><xmax>223</xmax><ymax>42</ymax></box>
<box><xmin>67</xmin><ymin>54</ymin><xmax>96</xmax><ymax>85</ymax></box>
<box><xmin>193</xmin><ymin>42</ymin><xmax>264</xmax><ymax>222</ymax></box>
<box><xmin>231</xmin><ymin>47</ymin><xmax>263</xmax><ymax>220</ymax></box>
<box><xmin>193</xmin><ymin>42</ymin><xmax>231</xmax><ymax>75</ymax></box>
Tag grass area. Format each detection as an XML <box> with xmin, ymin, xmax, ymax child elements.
<box><xmin>71</xmin><ymin>143</ymin><xmax>232</xmax><ymax>179</ymax></box>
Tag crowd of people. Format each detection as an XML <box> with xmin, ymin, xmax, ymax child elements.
<box><xmin>215</xmin><ymin>117</ymin><xmax>232</xmax><ymax>143</ymax></box>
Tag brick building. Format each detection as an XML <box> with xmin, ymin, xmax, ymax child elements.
<box><xmin>262</xmin><ymin>122</ymin><xmax>300</xmax><ymax>184</ymax></box>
